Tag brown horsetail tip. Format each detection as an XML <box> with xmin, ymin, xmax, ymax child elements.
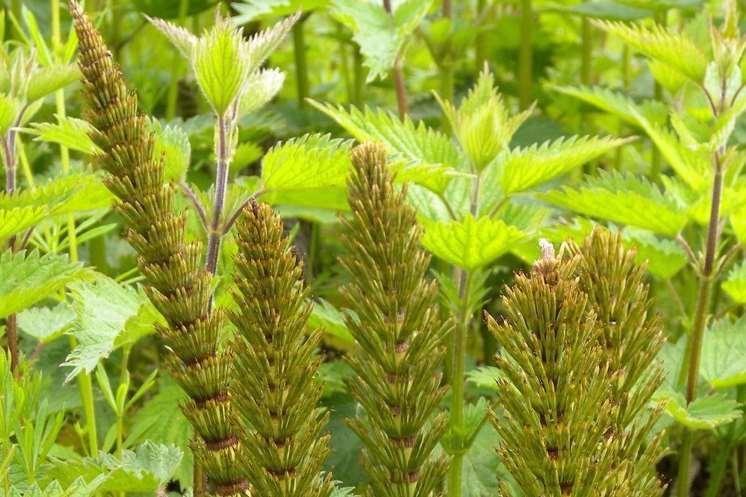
<box><xmin>351</xmin><ymin>141</ymin><xmax>388</xmax><ymax>168</ymax></box>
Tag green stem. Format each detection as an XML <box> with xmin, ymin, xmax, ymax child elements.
<box><xmin>352</xmin><ymin>45</ymin><xmax>365</xmax><ymax>106</ymax></box>
<box><xmin>292</xmin><ymin>16</ymin><xmax>309</xmax><ymax>109</ymax></box>
<box><xmin>447</xmin><ymin>268</ymin><xmax>471</xmax><ymax>497</ymax></box>
<box><xmin>677</xmin><ymin>154</ymin><xmax>724</xmax><ymax>497</ymax></box>
<box><xmin>518</xmin><ymin>0</ymin><xmax>533</xmax><ymax>109</ymax></box>
<box><xmin>581</xmin><ymin>17</ymin><xmax>592</xmax><ymax>86</ymax></box>
<box><xmin>704</xmin><ymin>429</ymin><xmax>738</xmax><ymax>497</ymax></box>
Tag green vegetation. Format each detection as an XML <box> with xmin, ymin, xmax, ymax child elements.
<box><xmin>1</xmin><ymin>1</ymin><xmax>746</xmax><ymax>496</ymax></box>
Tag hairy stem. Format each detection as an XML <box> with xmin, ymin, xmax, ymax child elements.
<box><xmin>518</xmin><ymin>0</ymin><xmax>533</xmax><ymax>109</ymax></box>
<box><xmin>205</xmin><ymin>115</ymin><xmax>230</xmax><ymax>275</ymax></box>
<box><xmin>292</xmin><ymin>15</ymin><xmax>309</xmax><ymax>109</ymax></box>
<box><xmin>677</xmin><ymin>154</ymin><xmax>724</xmax><ymax>497</ymax></box>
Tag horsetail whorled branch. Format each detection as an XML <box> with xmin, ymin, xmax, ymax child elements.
<box><xmin>340</xmin><ymin>142</ymin><xmax>451</xmax><ymax>497</ymax></box>
<box><xmin>68</xmin><ymin>2</ymin><xmax>245</xmax><ymax>494</ymax></box>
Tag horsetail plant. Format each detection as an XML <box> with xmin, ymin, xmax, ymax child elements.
<box><xmin>340</xmin><ymin>142</ymin><xmax>451</xmax><ymax>497</ymax></box>
<box><xmin>69</xmin><ymin>3</ymin><xmax>246</xmax><ymax>494</ymax></box>
<box><xmin>229</xmin><ymin>199</ymin><xmax>333</xmax><ymax>497</ymax></box>
<box><xmin>488</xmin><ymin>229</ymin><xmax>665</xmax><ymax>497</ymax></box>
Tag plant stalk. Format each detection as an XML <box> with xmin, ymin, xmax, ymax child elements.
<box><xmin>205</xmin><ymin>114</ymin><xmax>230</xmax><ymax>275</ymax></box>
<box><xmin>292</xmin><ymin>15</ymin><xmax>309</xmax><ymax>109</ymax></box>
<box><xmin>677</xmin><ymin>154</ymin><xmax>724</xmax><ymax>497</ymax></box>
<box><xmin>581</xmin><ymin>17</ymin><xmax>592</xmax><ymax>86</ymax></box>
<box><xmin>475</xmin><ymin>0</ymin><xmax>488</xmax><ymax>69</ymax></box>
<box><xmin>518</xmin><ymin>0</ymin><xmax>533</xmax><ymax>109</ymax></box>
<box><xmin>382</xmin><ymin>0</ymin><xmax>409</xmax><ymax>118</ymax></box>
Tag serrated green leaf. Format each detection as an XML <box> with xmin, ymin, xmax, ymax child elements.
<box><xmin>192</xmin><ymin>19</ymin><xmax>252</xmax><ymax>115</ymax></box>
<box><xmin>622</xmin><ymin>227</ymin><xmax>688</xmax><ymax>278</ymax></box>
<box><xmin>261</xmin><ymin>133</ymin><xmax>352</xmax><ymax>210</ymax></box>
<box><xmin>331</xmin><ymin>0</ymin><xmax>432</xmax><ymax>81</ymax></box>
<box><xmin>0</xmin><ymin>250</ymin><xmax>89</xmax><ymax>318</ymax></box>
<box><xmin>497</xmin><ymin>135</ymin><xmax>632</xmax><ymax>194</ymax></box>
<box><xmin>658</xmin><ymin>391</ymin><xmax>741</xmax><ymax>430</ymax></box>
<box><xmin>550</xmin><ymin>84</ymin><xmax>666</xmax><ymax>128</ymax></box>
<box><xmin>0</xmin><ymin>206</ymin><xmax>49</xmax><ymax>243</ymax></box>
<box><xmin>0</xmin><ymin>94</ymin><xmax>21</xmax><ymax>134</ymax></box>
<box><xmin>238</xmin><ymin>68</ymin><xmax>285</xmax><ymax>116</ymax></box>
<box><xmin>17</xmin><ymin>302</ymin><xmax>75</xmax><ymax>344</ymax></box>
<box><xmin>723</xmin><ymin>260</ymin><xmax>746</xmax><ymax>304</ymax></box>
<box><xmin>151</xmin><ymin>121</ymin><xmax>191</xmax><ymax>182</ymax></box>
<box><xmin>466</xmin><ymin>366</ymin><xmax>503</xmax><ymax>391</ymax></box>
<box><xmin>309</xmin><ymin>299</ymin><xmax>354</xmax><ymax>343</ymax></box>
<box><xmin>26</xmin><ymin>64</ymin><xmax>80</xmax><ymax>102</ymax></box>
<box><xmin>421</xmin><ymin>214</ymin><xmax>526</xmax><ymax>270</ymax></box>
<box><xmin>125</xmin><ymin>376</ymin><xmax>193</xmax><ymax>484</ymax></box>
<box><xmin>594</xmin><ymin>19</ymin><xmax>707</xmax><ymax>82</ymax></box>
<box><xmin>63</xmin><ymin>276</ymin><xmax>162</xmax><ymax>381</ymax></box>
<box><xmin>0</xmin><ymin>173</ymin><xmax>114</xmax><ymax>217</ymax></box>
<box><xmin>699</xmin><ymin>315</ymin><xmax>746</xmax><ymax>389</ymax></box>
<box><xmin>541</xmin><ymin>171</ymin><xmax>689</xmax><ymax>236</ymax></box>
<box><xmin>146</xmin><ymin>16</ymin><xmax>198</xmax><ymax>58</ymax></box>
<box><xmin>310</xmin><ymin>101</ymin><xmax>462</xmax><ymax>193</ymax></box>
<box><xmin>25</xmin><ymin>116</ymin><xmax>100</xmax><ymax>155</ymax></box>
<box><xmin>50</xmin><ymin>442</ymin><xmax>182</xmax><ymax>492</ymax></box>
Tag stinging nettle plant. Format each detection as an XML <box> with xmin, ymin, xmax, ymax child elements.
<box><xmin>487</xmin><ymin>229</ymin><xmax>665</xmax><ymax>497</ymax></box>
<box><xmin>230</xmin><ymin>199</ymin><xmax>333</xmax><ymax>497</ymax></box>
<box><xmin>340</xmin><ymin>142</ymin><xmax>452</xmax><ymax>497</ymax></box>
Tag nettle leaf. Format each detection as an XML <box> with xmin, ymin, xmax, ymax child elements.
<box><xmin>192</xmin><ymin>19</ymin><xmax>252</xmax><ymax>115</ymax></box>
<box><xmin>0</xmin><ymin>206</ymin><xmax>49</xmax><ymax>243</ymax></box>
<box><xmin>26</xmin><ymin>64</ymin><xmax>80</xmax><ymax>102</ymax></box>
<box><xmin>622</xmin><ymin>227</ymin><xmax>688</xmax><ymax>279</ymax></box>
<box><xmin>309</xmin><ymin>299</ymin><xmax>354</xmax><ymax>343</ymax></box>
<box><xmin>243</xmin><ymin>13</ymin><xmax>298</xmax><ymax>70</ymax></box>
<box><xmin>25</xmin><ymin>116</ymin><xmax>100</xmax><ymax>155</ymax></box>
<box><xmin>541</xmin><ymin>171</ymin><xmax>689</xmax><ymax>236</ymax></box>
<box><xmin>0</xmin><ymin>95</ymin><xmax>21</xmax><ymax>134</ymax></box>
<box><xmin>0</xmin><ymin>172</ymin><xmax>114</xmax><ymax>217</ymax></box>
<box><xmin>310</xmin><ymin>101</ymin><xmax>462</xmax><ymax>193</ymax></box>
<box><xmin>63</xmin><ymin>276</ymin><xmax>162</xmax><ymax>382</ymax></box>
<box><xmin>331</xmin><ymin>0</ymin><xmax>432</xmax><ymax>81</ymax></box>
<box><xmin>17</xmin><ymin>302</ymin><xmax>75</xmax><ymax>344</ymax></box>
<box><xmin>51</xmin><ymin>442</ymin><xmax>182</xmax><ymax>493</ymax></box>
<box><xmin>594</xmin><ymin>19</ymin><xmax>707</xmax><ymax>82</ymax></box>
<box><xmin>497</xmin><ymin>135</ymin><xmax>632</xmax><ymax>194</ymax></box>
<box><xmin>0</xmin><ymin>250</ymin><xmax>89</xmax><ymax>318</ymax></box>
<box><xmin>700</xmin><ymin>316</ymin><xmax>746</xmax><ymax>389</ymax></box>
<box><xmin>467</xmin><ymin>366</ymin><xmax>503</xmax><ymax>391</ymax></box>
<box><xmin>151</xmin><ymin>121</ymin><xmax>191</xmax><ymax>182</ymax></box>
<box><xmin>658</xmin><ymin>391</ymin><xmax>741</xmax><ymax>430</ymax></box>
<box><xmin>125</xmin><ymin>377</ymin><xmax>193</xmax><ymax>484</ymax></box>
<box><xmin>238</xmin><ymin>68</ymin><xmax>285</xmax><ymax>116</ymax></box>
<box><xmin>421</xmin><ymin>215</ymin><xmax>525</xmax><ymax>270</ymax></box>
<box><xmin>261</xmin><ymin>133</ymin><xmax>353</xmax><ymax>210</ymax></box>
<box><xmin>146</xmin><ymin>16</ymin><xmax>197</xmax><ymax>58</ymax></box>
<box><xmin>438</xmin><ymin>68</ymin><xmax>530</xmax><ymax>171</ymax></box>
<box><xmin>724</xmin><ymin>260</ymin><xmax>746</xmax><ymax>304</ymax></box>
<box><xmin>10</xmin><ymin>477</ymin><xmax>105</xmax><ymax>497</ymax></box>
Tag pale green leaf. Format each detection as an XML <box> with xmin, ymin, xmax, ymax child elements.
<box><xmin>63</xmin><ymin>276</ymin><xmax>162</xmax><ymax>381</ymax></box>
<box><xmin>146</xmin><ymin>16</ymin><xmax>197</xmax><ymax>58</ymax></box>
<box><xmin>243</xmin><ymin>14</ymin><xmax>298</xmax><ymax>71</ymax></box>
<box><xmin>594</xmin><ymin>19</ymin><xmax>707</xmax><ymax>82</ymax></box>
<box><xmin>658</xmin><ymin>391</ymin><xmax>741</xmax><ymax>430</ymax></box>
<box><xmin>25</xmin><ymin>116</ymin><xmax>100</xmax><ymax>155</ymax></box>
<box><xmin>310</xmin><ymin>101</ymin><xmax>462</xmax><ymax>193</ymax></box>
<box><xmin>331</xmin><ymin>0</ymin><xmax>432</xmax><ymax>81</ymax></box>
<box><xmin>723</xmin><ymin>260</ymin><xmax>746</xmax><ymax>304</ymax></box>
<box><xmin>466</xmin><ymin>366</ymin><xmax>503</xmax><ymax>391</ymax></box>
<box><xmin>550</xmin><ymin>84</ymin><xmax>666</xmax><ymax>128</ymax></box>
<box><xmin>309</xmin><ymin>299</ymin><xmax>354</xmax><ymax>343</ymax></box>
<box><xmin>50</xmin><ymin>442</ymin><xmax>182</xmax><ymax>492</ymax></box>
<box><xmin>497</xmin><ymin>135</ymin><xmax>633</xmax><ymax>194</ymax></box>
<box><xmin>17</xmin><ymin>302</ymin><xmax>75</xmax><ymax>344</ymax></box>
<box><xmin>151</xmin><ymin>121</ymin><xmax>191</xmax><ymax>182</ymax></box>
<box><xmin>699</xmin><ymin>315</ymin><xmax>746</xmax><ymax>389</ymax></box>
<box><xmin>421</xmin><ymin>214</ymin><xmax>526</xmax><ymax>270</ymax></box>
<box><xmin>192</xmin><ymin>19</ymin><xmax>251</xmax><ymax>115</ymax></box>
<box><xmin>622</xmin><ymin>227</ymin><xmax>688</xmax><ymax>279</ymax></box>
<box><xmin>0</xmin><ymin>250</ymin><xmax>89</xmax><ymax>318</ymax></box>
<box><xmin>541</xmin><ymin>171</ymin><xmax>689</xmax><ymax>236</ymax></box>
<box><xmin>0</xmin><ymin>95</ymin><xmax>21</xmax><ymax>134</ymax></box>
<box><xmin>26</xmin><ymin>64</ymin><xmax>80</xmax><ymax>102</ymax></box>
<box><xmin>238</xmin><ymin>68</ymin><xmax>285</xmax><ymax>116</ymax></box>
<box><xmin>261</xmin><ymin>134</ymin><xmax>352</xmax><ymax>210</ymax></box>
<box><xmin>0</xmin><ymin>206</ymin><xmax>49</xmax><ymax>244</ymax></box>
